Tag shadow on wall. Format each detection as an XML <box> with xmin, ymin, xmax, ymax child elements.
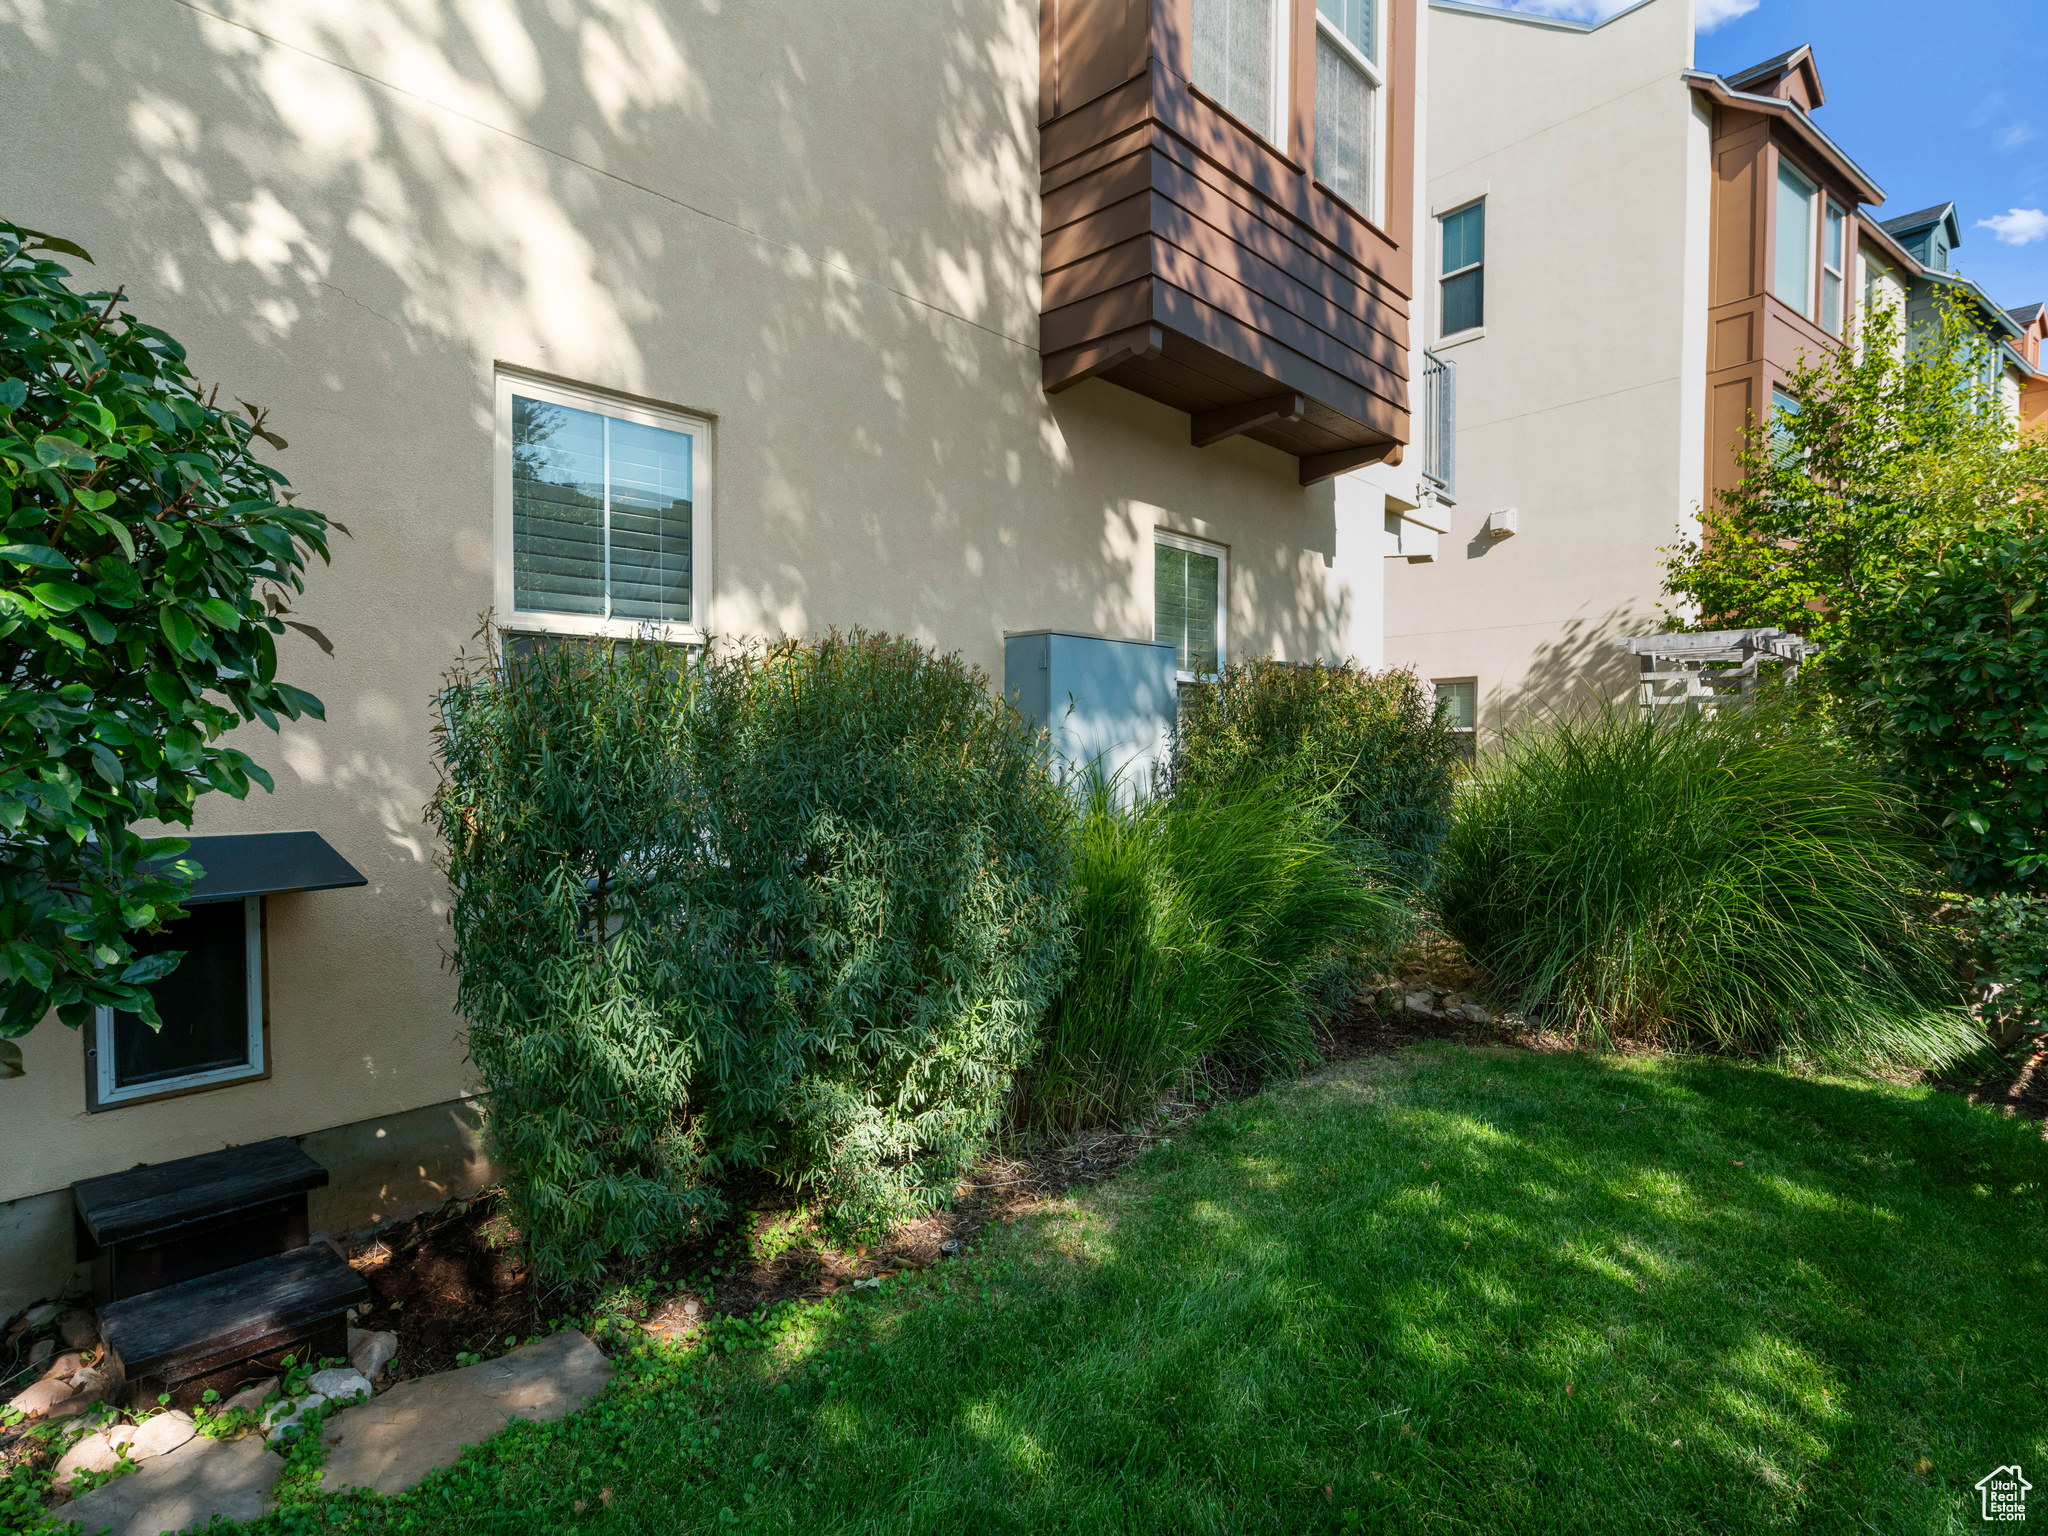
<box><xmin>1496</xmin><ymin>604</ymin><xmax>1651</xmax><ymax>737</ymax></box>
<box><xmin>2</xmin><ymin>0</ymin><xmax>1345</xmax><ymax>678</ymax></box>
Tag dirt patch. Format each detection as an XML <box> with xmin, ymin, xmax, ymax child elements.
<box><xmin>1932</xmin><ymin>1042</ymin><xmax>2048</xmax><ymax>1136</ymax></box>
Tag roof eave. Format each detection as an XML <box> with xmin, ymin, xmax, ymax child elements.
<box><xmin>1684</xmin><ymin>72</ymin><xmax>1885</xmax><ymax>205</ymax></box>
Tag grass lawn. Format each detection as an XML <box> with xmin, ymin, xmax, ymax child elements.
<box><xmin>251</xmin><ymin>1044</ymin><xmax>2048</xmax><ymax>1535</ymax></box>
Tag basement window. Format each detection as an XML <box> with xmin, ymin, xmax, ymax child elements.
<box><xmin>1435</xmin><ymin>678</ymin><xmax>1477</xmax><ymax>763</ymax></box>
<box><xmin>91</xmin><ymin>898</ymin><xmax>265</xmax><ymax>1108</ymax></box>
<box><xmin>1155</xmin><ymin>532</ymin><xmax>1229</xmax><ymax>683</ymax></box>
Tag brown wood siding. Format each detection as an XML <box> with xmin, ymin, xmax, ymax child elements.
<box><xmin>1041</xmin><ymin>0</ymin><xmax>1414</xmax><ymax>472</ymax></box>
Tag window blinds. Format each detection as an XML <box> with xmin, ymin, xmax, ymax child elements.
<box><xmin>1155</xmin><ymin>543</ymin><xmax>1221</xmax><ymax>675</ymax></box>
<box><xmin>1192</xmin><ymin>0</ymin><xmax>1276</xmax><ymax>137</ymax></box>
<box><xmin>1315</xmin><ymin>30</ymin><xmax>1374</xmax><ymax>210</ymax></box>
<box><xmin>512</xmin><ymin>395</ymin><xmax>693</xmax><ymax>624</ymax></box>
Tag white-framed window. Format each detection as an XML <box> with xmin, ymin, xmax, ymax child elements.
<box><xmin>1434</xmin><ymin>678</ymin><xmax>1477</xmax><ymax>763</ymax></box>
<box><xmin>1773</xmin><ymin>159</ymin><xmax>1817</xmax><ymax>318</ymax></box>
<box><xmin>1821</xmin><ymin>200</ymin><xmax>1846</xmax><ymax>336</ymax></box>
<box><xmin>1439</xmin><ymin>200</ymin><xmax>1485</xmax><ymax>339</ymax></box>
<box><xmin>91</xmin><ymin>898</ymin><xmax>264</xmax><ymax>1108</ymax></box>
<box><xmin>1191</xmin><ymin>0</ymin><xmax>1290</xmax><ymax>149</ymax></box>
<box><xmin>494</xmin><ymin>372</ymin><xmax>711</xmax><ymax>643</ymax></box>
<box><xmin>1313</xmin><ymin>0</ymin><xmax>1383</xmax><ymax>221</ymax></box>
<box><xmin>1154</xmin><ymin>531</ymin><xmax>1228</xmax><ymax>682</ymax></box>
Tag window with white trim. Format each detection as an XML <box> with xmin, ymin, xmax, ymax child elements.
<box><xmin>1154</xmin><ymin>532</ymin><xmax>1228</xmax><ymax>681</ymax></box>
<box><xmin>91</xmin><ymin>898</ymin><xmax>264</xmax><ymax>1107</ymax></box>
<box><xmin>1774</xmin><ymin>160</ymin><xmax>1817</xmax><ymax>318</ymax></box>
<box><xmin>1821</xmin><ymin>200</ymin><xmax>1846</xmax><ymax>336</ymax></box>
<box><xmin>1314</xmin><ymin>0</ymin><xmax>1383</xmax><ymax>220</ymax></box>
<box><xmin>1440</xmin><ymin>201</ymin><xmax>1485</xmax><ymax>338</ymax></box>
<box><xmin>1191</xmin><ymin>0</ymin><xmax>1289</xmax><ymax>148</ymax></box>
<box><xmin>1434</xmin><ymin>678</ymin><xmax>1477</xmax><ymax>764</ymax></box>
<box><xmin>495</xmin><ymin>374</ymin><xmax>711</xmax><ymax>641</ymax></box>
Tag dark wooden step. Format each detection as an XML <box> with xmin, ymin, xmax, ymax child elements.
<box><xmin>73</xmin><ymin>1137</ymin><xmax>327</xmax><ymax>1304</ymax></box>
<box><xmin>99</xmin><ymin>1245</ymin><xmax>368</xmax><ymax>1406</ymax></box>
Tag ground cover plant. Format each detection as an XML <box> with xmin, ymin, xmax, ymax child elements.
<box><xmin>1007</xmin><ymin>767</ymin><xmax>1399</xmax><ymax>1136</ymax></box>
<box><xmin>1170</xmin><ymin>658</ymin><xmax>1462</xmax><ymax>889</ymax></box>
<box><xmin>1431</xmin><ymin>703</ymin><xmax>1978</xmax><ymax>1065</ymax></box>
<box><xmin>219</xmin><ymin>1042</ymin><xmax>2048</xmax><ymax>1535</ymax></box>
<box><xmin>430</xmin><ymin>629</ymin><xmax>1074</xmax><ymax>1283</ymax></box>
<box><xmin>0</xmin><ymin>222</ymin><xmax>334</xmax><ymax>1070</ymax></box>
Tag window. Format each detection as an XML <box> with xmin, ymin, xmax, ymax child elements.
<box><xmin>1773</xmin><ymin>160</ymin><xmax>1816</xmax><ymax>317</ymax></box>
<box><xmin>91</xmin><ymin>899</ymin><xmax>264</xmax><ymax>1107</ymax></box>
<box><xmin>1314</xmin><ymin>0</ymin><xmax>1381</xmax><ymax>218</ymax></box>
<box><xmin>1434</xmin><ymin>679</ymin><xmax>1477</xmax><ymax>763</ymax></box>
<box><xmin>1821</xmin><ymin>201</ymin><xmax>1846</xmax><ymax>336</ymax></box>
<box><xmin>495</xmin><ymin>373</ymin><xmax>711</xmax><ymax>641</ymax></box>
<box><xmin>1440</xmin><ymin>202</ymin><xmax>1484</xmax><ymax>338</ymax></box>
<box><xmin>1769</xmin><ymin>387</ymin><xmax>1801</xmax><ymax>467</ymax></box>
<box><xmin>1191</xmin><ymin>0</ymin><xmax>1287</xmax><ymax>147</ymax></box>
<box><xmin>1154</xmin><ymin>532</ymin><xmax>1227</xmax><ymax>680</ymax></box>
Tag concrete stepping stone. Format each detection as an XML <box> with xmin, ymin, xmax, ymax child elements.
<box><xmin>53</xmin><ymin>1434</ymin><xmax>282</xmax><ymax>1535</ymax></box>
<box><xmin>318</xmin><ymin>1331</ymin><xmax>612</xmax><ymax>1497</ymax></box>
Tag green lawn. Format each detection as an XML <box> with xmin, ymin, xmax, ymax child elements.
<box><xmin>252</xmin><ymin>1045</ymin><xmax>2048</xmax><ymax>1535</ymax></box>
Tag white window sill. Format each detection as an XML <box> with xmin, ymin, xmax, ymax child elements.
<box><xmin>1435</xmin><ymin>328</ymin><xmax>1485</xmax><ymax>350</ymax></box>
<box><xmin>504</xmin><ymin>613</ymin><xmax>707</xmax><ymax>646</ymax></box>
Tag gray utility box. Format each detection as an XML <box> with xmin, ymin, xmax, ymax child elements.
<box><xmin>1003</xmin><ymin>629</ymin><xmax>1178</xmax><ymax>793</ymax></box>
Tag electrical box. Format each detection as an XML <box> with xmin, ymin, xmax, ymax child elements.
<box><xmin>1003</xmin><ymin>629</ymin><xmax>1178</xmax><ymax>794</ymax></box>
<box><xmin>1485</xmin><ymin>507</ymin><xmax>1519</xmax><ymax>539</ymax></box>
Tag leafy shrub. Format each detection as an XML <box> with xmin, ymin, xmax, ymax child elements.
<box><xmin>432</xmin><ymin>629</ymin><xmax>1073</xmax><ymax>1280</ymax></box>
<box><xmin>1170</xmin><ymin>658</ymin><xmax>1462</xmax><ymax>889</ymax></box>
<box><xmin>1963</xmin><ymin>893</ymin><xmax>2048</xmax><ymax>1050</ymax></box>
<box><xmin>1009</xmin><ymin>768</ymin><xmax>1401</xmax><ymax>1136</ymax></box>
<box><xmin>0</xmin><ymin>223</ymin><xmax>332</xmax><ymax>1065</ymax></box>
<box><xmin>432</xmin><ymin>638</ymin><xmax>719</xmax><ymax>1285</ymax></box>
<box><xmin>683</xmin><ymin>631</ymin><xmax>1075</xmax><ymax>1232</ymax></box>
<box><xmin>1837</xmin><ymin>528</ymin><xmax>2047</xmax><ymax>895</ymax></box>
<box><xmin>1432</xmin><ymin>703</ymin><xmax>1979</xmax><ymax>1065</ymax></box>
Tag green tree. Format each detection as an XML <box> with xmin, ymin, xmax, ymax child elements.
<box><xmin>1662</xmin><ymin>292</ymin><xmax>2043</xmax><ymax>652</ymax></box>
<box><xmin>0</xmin><ymin>223</ymin><xmax>334</xmax><ymax>1076</ymax></box>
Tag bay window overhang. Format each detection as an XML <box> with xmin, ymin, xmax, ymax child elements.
<box><xmin>1040</xmin><ymin>0</ymin><xmax>1417</xmax><ymax>486</ymax></box>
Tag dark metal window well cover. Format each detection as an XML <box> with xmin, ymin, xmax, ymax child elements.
<box><xmin>158</xmin><ymin>831</ymin><xmax>368</xmax><ymax>904</ymax></box>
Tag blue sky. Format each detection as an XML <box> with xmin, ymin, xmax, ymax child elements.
<box><xmin>1484</xmin><ymin>0</ymin><xmax>2048</xmax><ymax>310</ymax></box>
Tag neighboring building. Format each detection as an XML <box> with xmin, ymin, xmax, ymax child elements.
<box><xmin>0</xmin><ymin>0</ymin><xmax>1433</xmax><ymax>1312</ymax></box>
<box><xmin>1387</xmin><ymin>5</ymin><xmax>2044</xmax><ymax>744</ymax></box>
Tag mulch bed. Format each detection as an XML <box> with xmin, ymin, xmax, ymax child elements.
<box><xmin>1932</xmin><ymin>1040</ymin><xmax>2048</xmax><ymax>1136</ymax></box>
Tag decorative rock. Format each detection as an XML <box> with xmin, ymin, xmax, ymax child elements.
<box><xmin>1458</xmin><ymin>1003</ymin><xmax>1493</xmax><ymax>1025</ymax></box>
<box><xmin>24</xmin><ymin>1301</ymin><xmax>61</xmax><ymax>1328</ymax></box>
<box><xmin>319</xmin><ymin>1330</ymin><xmax>613</xmax><ymax>1497</ymax></box>
<box><xmin>307</xmin><ymin>1368</ymin><xmax>372</xmax><ymax>1405</ymax></box>
<box><xmin>129</xmin><ymin>1411</ymin><xmax>196</xmax><ymax>1461</ymax></box>
<box><xmin>1403</xmin><ymin>990</ymin><xmax>1439</xmax><ymax>1017</ymax></box>
<box><xmin>53</xmin><ymin>1428</ymin><xmax>127</xmax><ymax>1483</ymax></box>
<box><xmin>346</xmin><ymin>1328</ymin><xmax>399</xmax><ymax>1382</ymax></box>
<box><xmin>220</xmin><ymin>1378</ymin><xmax>277</xmax><ymax>1417</ymax></box>
<box><xmin>53</xmin><ymin>1433</ymin><xmax>284</xmax><ymax>1534</ymax></box>
<box><xmin>69</xmin><ymin>1360</ymin><xmax>123</xmax><ymax>1400</ymax></box>
<box><xmin>39</xmin><ymin>1349</ymin><xmax>82</xmax><ymax>1381</ymax></box>
<box><xmin>8</xmin><ymin>1376</ymin><xmax>80</xmax><ymax>1418</ymax></box>
<box><xmin>43</xmin><ymin>1394</ymin><xmax>93</xmax><ymax>1423</ymax></box>
<box><xmin>57</xmin><ymin>1310</ymin><xmax>98</xmax><ymax>1351</ymax></box>
<box><xmin>263</xmin><ymin>1393</ymin><xmax>326</xmax><ymax>1444</ymax></box>
<box><xmin>29</xmin><ymin>1338</ymin><xmax>57</xmax><ymax>1370</ymax></box>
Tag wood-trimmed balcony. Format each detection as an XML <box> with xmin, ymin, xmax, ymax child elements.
<box><xmin>1039</xmin><ymin>0</ymin><xmax>1415</xmax><ymax>486</ymax></box>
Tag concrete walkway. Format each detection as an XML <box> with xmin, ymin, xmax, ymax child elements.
<box><xmin>55</xmin><ymin>1331</ymin><xmax>612</xmax><ymax>1535</ymax></box>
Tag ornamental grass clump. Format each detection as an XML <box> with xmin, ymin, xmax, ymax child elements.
<box><xmin>1169</xmin><ymin>658</ymin><xmax>1462</xmax><ymax>889</ymax></box>
<box><xmin>431</xmin><ymin>628</ymin><xmax>1074</xmax><ymax>1282</ymax></box>
<box><xmin>1431</xmin><ymin>702</ymin><xmax>1980</xmax><ymax>1066</ymax></box>
<box><xmin>1008</xmin><ymin>767</ymin><xmax>1402</xmax><ymax>1137</ymax></box>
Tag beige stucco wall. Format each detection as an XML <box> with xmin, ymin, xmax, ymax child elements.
<box><xmin>0</xmin><ymin>0</ymin><xmax>1407</xmax><ymax>1225</ymax></box>
<box><xmin>1386</xmin><ymin>0</ymin><xmax>1706</xmax><ymax>736</ymax></box>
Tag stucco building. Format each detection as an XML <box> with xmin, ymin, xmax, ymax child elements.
<box><xmin>1</xmin><ymin>0</ymin><xmax>1440</xmax><ymax>1313</ymax></box>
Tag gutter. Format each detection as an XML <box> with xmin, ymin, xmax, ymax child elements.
<box><xmin>1683</xmin><ymin>71</ymin><xmax>1886</xmax><ymax>205</ymax></box>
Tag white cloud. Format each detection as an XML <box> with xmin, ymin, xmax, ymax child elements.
<box><xmin>1696</xmin><ymin>0</ymin><xmax>1761</xmax><ymax>30</ymax></box>
<box><xmin>1968</xmin><ymin>93</ymin><xmax>2009</xmax><ymax>131</ymax></box>
<box><xmin>1481</xmin><ymin>0</ymin><xmax>1758</xmax><ymax>30</ymax></box>
<box><xmin>1997</xmin><ymin>122</ymin><xmax>2040</xmax><ymax>151</ymax></box>
<box><xmin>1978</xmin><ymin>208</ymin><xmax>2048</xmax><ymax>246</ymax></box>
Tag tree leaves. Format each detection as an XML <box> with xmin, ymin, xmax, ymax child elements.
<box><xmin>0</xmin><ymin>218</ymin><xmax>331</xmax><ymax>1048</ymax></box>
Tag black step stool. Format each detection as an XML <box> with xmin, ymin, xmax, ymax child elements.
<box><xmin>73</xmin><ymin>1137</ymin><xmax>368</xmax><ymax>1408</ymax></box>
<box><xmin>74</xmin><ymin>1137</ymin><xmax>329</xmax><ymax>1304</ymax></box>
